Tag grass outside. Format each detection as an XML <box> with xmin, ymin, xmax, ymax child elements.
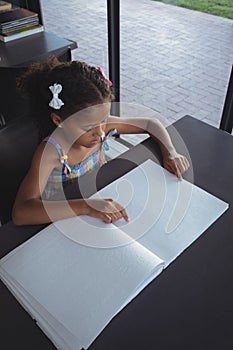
<box><xmin>153</xmin><ymin>0</ymin><xmax>233</xmax><ymax>19</ymax></box>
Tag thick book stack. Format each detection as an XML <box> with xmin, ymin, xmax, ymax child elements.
<box><xmin>0</xmin><ymin>3</ymin><xmax>43</xmax><ymax>42</ymax></box>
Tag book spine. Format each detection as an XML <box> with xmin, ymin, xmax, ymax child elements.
<box><xmin>0</xmin><ymin>25</ymin><xmax>44</xmax><ymax>42</ymax></box>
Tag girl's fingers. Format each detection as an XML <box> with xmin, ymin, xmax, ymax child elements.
<box><xmin>184</xmin><ymin>157</ymin><xmax>190</xmax><ymax>171</ymax></box>
<box><xmin>100</xmin><ymin>199</ymin><xmax>129</xmax><ymax>223</ymax></box>
<box><xmin>165</xmin><ymin>159</ymin><xmax>182</xmax><ymax>180</ymax></box>
<box><xmin>165</xmin><ymin>155</ymin><xmax>190</xmax><ymax>180</ymax></box>
<box><xmin>109</xmin><ymin>200</ymin><xmax>129</xmax><ymax>222</ymax></box>
<box><xmin>120</xmin><ymin>208</ymin><xmax>130</xmax><ymax>222</ymax></box>
<box><xmin>179</xmin><ymin>156</ymin><xmax>190</xmax><ymax>174</ymax></box>
<box><xmin>101</xmin><ymin>214</ymin><xmax>112</xmax><ymax>223</ymax></box>
<box><xmin>173</xmin><ymin>162</ymin><xmax>182</xmax><ymax>180</ymax></box>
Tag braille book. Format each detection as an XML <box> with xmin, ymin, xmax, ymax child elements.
<box><xmin>0</xmin><ymin>160</ymin><xmax>228</xmax><ymax>350</ymax></box>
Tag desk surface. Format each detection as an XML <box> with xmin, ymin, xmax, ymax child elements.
<box><xmin>0</xmin><ymin>116</ymin><xmax>233</xmax><ymax>350</ymax></box>
<box><xmin>0</xmin><ymin>31</ymin><xmax>77</xmax><ymax>67</ymax></box>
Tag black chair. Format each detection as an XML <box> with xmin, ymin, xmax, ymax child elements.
<box><xmin>219</xmin><ymin>65</ymin><xmax>233</xmax><ymax>134</ymax></box>
<box><xmin>0</xmin><ymin>47</ymin><xmax>73</xmax><ymax>125</ymax></box>
<box><xmin>0</xmin><ymin>116</ymin><xmax>39</xmax><ymax>224</ymax></box>
<box><xmin>0</xmin><ymin>66</ymin><xmax>30</xmax><ymax>124</ymax></box>
<box><xmin>0</xmin><ymin>47</ymin><xmax>73</xmax><ymax>224</ymax></box>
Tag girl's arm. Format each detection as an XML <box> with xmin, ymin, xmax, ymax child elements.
<box><xmin>12</xmin><ymin>143</ymin><xmax>129</xmax><ymax>225</ymax></box>
<box><xmin>106</xmin><ymin>116</ymin><xmax>190</xmax><ymax>180</ymax></box>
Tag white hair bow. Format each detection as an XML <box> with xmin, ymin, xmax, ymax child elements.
<box><xmin>49</xmin><ymin>83</ymin><xmax>64</xmax><ymax>110</ymax></box>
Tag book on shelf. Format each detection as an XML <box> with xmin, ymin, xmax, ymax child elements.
<box><xmin>0</xmin><ymin>24</ymin><xmax>44</xmax><ymax>42</ymax></box>
<box><xmin>0</xmin><ymin>1</ymin><xmax>12</xmax><ymax>12</ymax></box>
<box><xmin>0</xmin><ymin>160</ymin><xmax>228</xmax><ymax>350</ymax></box>
<box><xmin>0</xmin><ymin>7</ymin><xmax>39</xmax><ymax>33</ymax></box>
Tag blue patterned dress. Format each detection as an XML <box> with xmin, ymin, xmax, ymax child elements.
<box><xmin>42</xmin><ymin>129</ymin><xmax>117</xmax><ymax>199</ymax></box>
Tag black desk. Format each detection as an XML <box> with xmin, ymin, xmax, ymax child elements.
<box><xmin>0</xmin><ymin>31</ymin><xmax>77</xmax><ymax>67</ymax></box>
<box><xmin>1</xmin><ymin>116</ymin><xmax>233</xmax><ymax>350</ymax></box>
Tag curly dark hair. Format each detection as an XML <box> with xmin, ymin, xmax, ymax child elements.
<box><xmin>17</xmin><ymin>56</ymin><xmax>114</xmax><ymax>140</ymax></box>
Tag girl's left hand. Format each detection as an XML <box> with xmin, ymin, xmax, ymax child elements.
<box><xmin>163</xmin><ymin>151</ymin><xmax>190</xmax><ymax>180</ymax></box>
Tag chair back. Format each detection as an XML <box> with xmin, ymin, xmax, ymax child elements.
<box><xmin>0</xmin><ymin>66</ymin><xmax>30</xmax><ymax>123</ymax></box>
<box><xmin>0</xmin><ymin>47</ymin><xmax>72</xmax><ymax>223</ymax></box>
<box><xmin>0</xmin><ymin>46</ymin><xmax>72</xmax><ymax>124</ymax></box>
<box><xmin>0</xmin><ymin>116</ymin><xmax>39</xmax><ymax>224</ymax></box>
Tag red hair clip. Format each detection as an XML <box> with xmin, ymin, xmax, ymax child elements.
<box><xmin>97</xmin><ymin>66</ymin><xmax>113</xmax><ymax>87</ymax></box>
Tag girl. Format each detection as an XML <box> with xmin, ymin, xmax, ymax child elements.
<box><xmin>12</xmin><ymin>57</ymin><xmax>189</xmax><ymax>226</ymax></box>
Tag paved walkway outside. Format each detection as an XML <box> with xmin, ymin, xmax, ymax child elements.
<box><xmin>41</xmin><ymin>0</ymin><xmax>233</xmax><ymax>129</ymax></box>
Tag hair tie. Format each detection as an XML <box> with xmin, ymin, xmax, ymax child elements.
<box><xmin>97</xmin><ymin>66</ymin><xmax>112</xmax><ymax>87</ymax></box>
<box><xmin>49</xmin><ymin>83</ymin><xmax>64</xmax><ymax>110</ymax></box>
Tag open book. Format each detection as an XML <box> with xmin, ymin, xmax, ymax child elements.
<box><xmin>0</xmin><ymin>160</ymin><xmax>228</xmax><ymax>350</ymax></box>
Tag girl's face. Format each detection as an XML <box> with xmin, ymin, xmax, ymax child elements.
<box><xmin>59</xmin><ymin>103</ymin><xmax>111</xmax><ymax>148</ymax></box>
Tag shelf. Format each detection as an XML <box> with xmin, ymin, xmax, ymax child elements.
<box><xmin>0</xmin><ymin>31</ymin><xmax>77</xmax><ymax>67</ymax></box>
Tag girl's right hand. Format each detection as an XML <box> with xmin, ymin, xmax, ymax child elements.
<box><xmin>84</xmin><ymin>198</ymin><xmax>129</xmax><ymax>223</ymax></box>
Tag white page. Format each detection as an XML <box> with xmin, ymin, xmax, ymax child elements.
<box><xmin>0</xmin><ymin>222</ymin><xmax>163</xmax><ymax>350</ymax></box>
<box><xmin>59</xmin><ymin>159</ymin><xmax>167</xmax><ymax>249</ymax></box>
<box><xmin>61</xmin><ymin>159</ymin><xmax>228</xmax><ymax>261</ymax></box>
<box><xmin>96</xmin><ymin>159</ymin><xmax>229</xmax><ymax>266</ymax></box>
